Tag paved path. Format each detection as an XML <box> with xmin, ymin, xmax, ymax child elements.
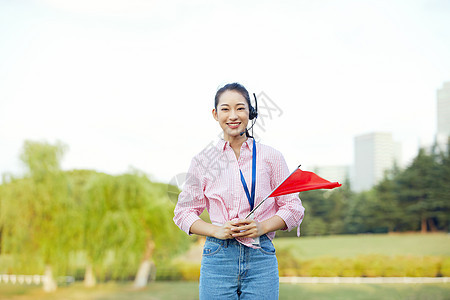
<box><xmin>280</xmin><ymin>277</ymin><xmax>450</xmax><ymax>284</ymax></box>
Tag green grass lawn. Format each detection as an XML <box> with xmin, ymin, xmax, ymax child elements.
<box><xmin>1</xmin><ymin>282</ymin><xmax>450</xmax><ymax>300</ymax></box>
<box><xmin>273</xmin><ymin>233</ymin><xmax>450</xmax><ymax>259</ymax></box>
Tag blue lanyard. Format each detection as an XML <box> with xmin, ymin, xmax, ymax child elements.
<box><xmin>239</xmin><ymin>138</ymin><xmax>256</xmax><ymax>211</ymax></box>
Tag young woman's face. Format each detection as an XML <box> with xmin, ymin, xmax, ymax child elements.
<box><xmin>213</xmin><ymin>90</ymin><xmax>250</xmax><ymax>140</ymax></box>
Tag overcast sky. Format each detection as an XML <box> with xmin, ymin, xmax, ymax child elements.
<box><xmin>1</xmin><ymin>0</ymin><xmax>449</xmax><ymax>184</ymax></box>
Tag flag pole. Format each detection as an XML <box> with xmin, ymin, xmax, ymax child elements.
<box><xmin>246</xmin><ymin>164</ymin><xmax>301</xmax><ymax>219</ymax></box>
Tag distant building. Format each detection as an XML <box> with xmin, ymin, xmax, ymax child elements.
<box><xmin>313</xmin><ymin>165</ymin><xmax>349</xmax><ymax>186</ymax></box>
<box><xmin>437</xmin><ymin>82</ymin><xmax>450</xmax><ymax>150</ymax></box>
<box><xmin>353</xmin><ymin>132</ymin><xmax>401</xmax><ymax>192</ymax></box>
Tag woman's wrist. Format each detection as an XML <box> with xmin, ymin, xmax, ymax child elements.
<box><xmin>211</xmin><ymin>225</ymin><xmax>221</xmax><ymax>239</ymax></box>
<box><xmin>259</xmin><ymin>221</ymin><xmax>268</xmax><ymax>236</ymax></box>
<box><xmin>190</xmin><ymin>219</ymin><xmax>219</xmax><ymax>237</ymax></box>
<box><xmin>260</xmin><ymin>216</ymin><xmax>286</xmax><ymax>235</ymax></box>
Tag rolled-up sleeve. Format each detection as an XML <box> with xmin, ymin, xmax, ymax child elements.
<box><xmin>173</xmin><ymin>157</ymin><xmax>206</xmax><ymax>235</ymax></box>
<box><xmin>272</xmin><ymin>153</ymin><xmax>305</xmax><ymax>233</ymax></box>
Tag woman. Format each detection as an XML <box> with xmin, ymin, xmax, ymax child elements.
<box><xmin>173</xmin><ymin>82</ymin><xmax>305</xmax><ymax>299</ymax></box>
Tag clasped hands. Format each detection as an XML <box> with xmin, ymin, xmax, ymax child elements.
<box><xmin>214</xmin><ymin>219</ymin><xmax>265</xmax><ymax>240</ymax></box>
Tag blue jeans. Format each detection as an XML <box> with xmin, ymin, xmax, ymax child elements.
<box><xmin>199</xmin><ymin>235</ymin><xmax>279</xmax><ymax>300</ymax></box>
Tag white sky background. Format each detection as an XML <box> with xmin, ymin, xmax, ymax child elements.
<box><xmin>0</xmin><ymin>0</ymin><xmax>449</xmax><ymax>183</ymax></box>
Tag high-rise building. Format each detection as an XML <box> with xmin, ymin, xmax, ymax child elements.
<box><xmin>437</xmin><ymin>82</ymin><xmax>450</xmax><ymax>150</ymax></box>
<box><xmin>353</xmin><ymin>132</ymin><xmax>401</xmax><ymax>192</ymax></box>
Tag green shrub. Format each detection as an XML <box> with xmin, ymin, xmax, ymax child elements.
<box><xmin>359</xmin><ymin>254</ymin><xmax>385</xmax><ymax>277</ymax></box>
<box><xmin>280</xmin><ymin>268</ymin><xmax>299</xmax><ymax>277</ymax></box>
<box><xmin>158</xmin><ymin>253</ymin><xmax>447</xmax><ymax>281</ymax></box>
<box><xmin>178</xmin><ymin>262</ymin><xmax>201</xmax><ymax>281</ymax></box>
<box><xmin>276</xmin><ymin>247</ymin><xmax>300</xmax><ymax>276</ymax></box>
<box><xmin>441</xmin><ymin>257</ymin><xmax>450</xmax><ymax>277</ymax></box>
<box><xmin>155</xmin><ymin>261</ymin><xmax>200</xmax><ymax>281</ymax></box>
<box><xmin>350</xmin><ymin>256</ymin><xmax>367</xmax><ymax>277</ymax></box>
<box><xmin>0</xmin><ymin>255</ymin><xmax>14</xmax><ymax>274</ymax></box>
<box><xmin>383</xmin><ymin>258</ymin><xmax>406</xmax><ymax>276</ymax></box>
<box><xmin>276</xmin><ymin>254</ymin><xmax>446</xmax><ymax>278</ymax></box>
<box><xmin>155</xmin><ymin>263</ymin><xmax>183</xmax><ymax>281</ymax></box>
<box><xmin>306</xmin><ymin>256</ymin><xmax>343</xmax><ymax>277</ymax></box>
<box><xmin>404</xmin><ymin>256</ymin><xmax>440</xmax><ymax>277</ymax></box>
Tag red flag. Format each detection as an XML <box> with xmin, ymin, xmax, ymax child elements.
<box><xmin>268</xmin><ymin>169</ymin><xmax>342</xmax><ymax>198</ymax></box>
<box><xmin>246</xmin><ymin>166</ymin><xmax>342</xmax><ymax>218</ymax></box>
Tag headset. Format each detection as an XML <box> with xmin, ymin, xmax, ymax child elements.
<box><xmin>241</xmin><ymin>93</ymin><xmax>258</xmax><ymax>136</ymax></box>
<box><xmin>249</xmin><ymin>93</ymin><xmax>258</xmax><ymax>120</ymax></box>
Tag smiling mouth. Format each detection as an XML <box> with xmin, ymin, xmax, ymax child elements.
<box><xmin>227</xmin><ymin>122</ymin><xmax>241</xmax><ymax>129</ymax></box>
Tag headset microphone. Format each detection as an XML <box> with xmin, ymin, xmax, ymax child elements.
<box><xmin>240</xmin><ymin>121</ymin><xmax>256</xmax><ymax>136</ymax></box>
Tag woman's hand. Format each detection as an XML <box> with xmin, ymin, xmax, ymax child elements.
<box><xmin>190</xmin><ymin>216</ymin><xmax>286</xmax><ymax>240</ymax></box>
<box><xmin>213</xmin><ymin>221</ymin><xmax>238</xmax><ymax>240</ymax></box>
<box><xmin>230</xmin><ymin>219</ymin><xmax>266</xmax><ymax>238</ymax></box>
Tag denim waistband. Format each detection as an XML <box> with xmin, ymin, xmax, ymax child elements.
<box><xmin>205</xmin><ymin>235</ymin><xmax>269</xmax><ymax>248</ymax></box>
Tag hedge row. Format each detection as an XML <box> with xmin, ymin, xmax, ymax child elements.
<box><xmin>156</xmin><ymin>254</ymin><xmax>450</xmax><ymax>281</ymax></box>
<box><xmin>156</xmin><ymin>262</ymin><xmax>200</xmax><ymax>281</ymax></box>
<box><xmin>277</xmin><ymin>248</ymin><xmax>450</xmax><ymax>278</ymax></box>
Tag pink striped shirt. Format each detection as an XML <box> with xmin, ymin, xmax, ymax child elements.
<box><xmin>173</xmin><ymin>137</ymin><xmax>305</xmax><ymax>248</ymax></box>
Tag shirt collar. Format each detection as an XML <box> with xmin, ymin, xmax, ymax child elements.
<box><xmin>216</xmin><ymin>137</ymin><xmax>254</xmax><ymax>152</ymax></box>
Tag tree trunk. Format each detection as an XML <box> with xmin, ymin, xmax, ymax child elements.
<box><xmin>84</xmin><ymin>264</ymin><xmax>96</xmax><ymax>287</ymax></box>
<box><xmin>134</xmin><ymin>239</ymin><xmax>155</xmax><ymax>288</ymax></box>
<box><xmin>428</xmin><ymin>218</ymin><xmax>438</xmax><ymax>232</ymax></box>
<box><xmin>421</xmin><ymin>217</ymin><xmax>427</xmax><ymax>233</ymax></box>
<box><xmin>43</xmin><ymin>265</ymin><xmax>57</xmax><ymax>292</ymax></box>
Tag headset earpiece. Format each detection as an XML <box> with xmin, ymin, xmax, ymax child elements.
<box><xmin>249</xmin><ymin>93</ymin><xmax>258</xmax><ymax>120</ymax></box>
<box><xmin>249</xmin><ymin>106</ymin><xmax>257</xmax><ymax>120</ymax></box>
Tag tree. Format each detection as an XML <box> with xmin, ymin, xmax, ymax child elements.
<box><xmin>0</xmin><ymin>140</ymin><xmax>190</xmax><ymax>289</ymax></box>
<box><xmin>430</xmin><ymin>139</ymin><xmax>450</xmax><ymax>231</ymax></box>
<box><xmin>291</xmin><ymin>190</ymin><xmax>326</xmax><ymax>236</ymax></box>
<box><xmin>326</xmin><ymin>179</ymin><xmax>352</xmax><ymax>234</ymax></box>
<box><xmin>297</xmin><ymin>179</ymin><xmax>351</xmax><ymax>236</ymax></box>
<box><xmin>81</xmin><ymin>172</ymin><xmax>133</xmax><ymax>285</ymax></box>
<box><xmin>373</xmin><ymin>166</ymin><xmax>403</xmax><ymax>233</ymax></box>
<box><xmin>0</xmin><ymin>140</ymin><xmax>74</xmax><ymax>292</ymax></box>
<box><xmin>343</xmin><ymin>190</ymin><xmax>377</xmax><ymax>234</ymax></box>
<box><xmin>64</xmin><ymin>169</ymin><xmax>102</xmax><ymax>286</ymax></box>
<box><xmin>81</xmin><ymin>171</ymin><xmax>189</xmax><ymax>287</ymax></box>
<box><xmin>396</xmin><ymin>148</ymin><xmax>440</xmax><ymax>232</ymax></box>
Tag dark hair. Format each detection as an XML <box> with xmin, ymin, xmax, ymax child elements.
<box><xmin>214</xmin><ymin>82</ymin><xmax>251</xmax><ymax>110</ymax></box>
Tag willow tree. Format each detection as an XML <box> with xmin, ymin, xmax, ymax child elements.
<box><xmin>0</xmin><ymin>140</ymin><xmax>75</xmax><ymax>292</ymax></box>
<box><xmin>82</xmin><ymin>172</ymin><xmax>152</xmax><ymax>286</ymax></box>
<box><xmin>82</xmin><ymin>173</ymin><xmax>127</xmax><ymax>286</ymax></box>
<box><xmin>64</xmin><ymin>169</ymin><xmax>102</xmax><ymax>285</ymax></box>
<box><xmin>82</xmin><ymin>171</ymin><xmax>188</xmax><ymax>287</ymax></box>
<box><xmin>0</xmin><ymin>176</ymin><xmax>41</xmax><ymax>273</ymax></box>
<box><xmin>130</xmin><ymin>179</ymin><xmax>189</xmax><ymax>288</ymax></box>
